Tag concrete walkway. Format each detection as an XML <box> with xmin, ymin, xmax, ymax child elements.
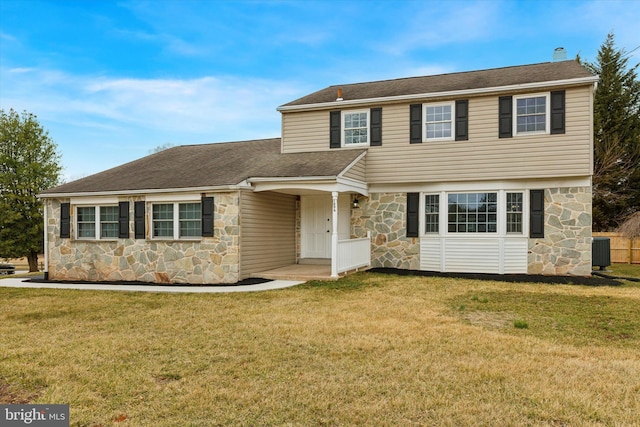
<box><xmin>0</xmin><ymin>276</ymin><xmax>306</xmax><ymax>293</ymax></box>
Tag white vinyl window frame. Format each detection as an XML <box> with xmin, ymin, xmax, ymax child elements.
<box><xmin>422</xmin><ymin>190</ymin><xmax>527</xmax><ymax>237</ymax></box>
<box><xmin>342</xmin><ymin>109</ymin><xmax>370</xmax><ymax>147</ymax></box>
<box><xmin>150</xmin><ymin>201</ymin><xmax>202</xmax><ymax>240</ymax></box>
<box><xmin>423</xmin><ymin>101</ymin><xmax>455</xmax><ymax>142</ymax></box>
<box><xmin>75</xmin><ymin>205</ymin><xmax>119</xmax><ymax>240</ymax></box>
<box><xmin>513</xmin><ymin>93</ymin><xmax>550</xmax><ymax>136</ymax></box>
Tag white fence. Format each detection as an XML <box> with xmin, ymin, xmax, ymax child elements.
<box><xmin>336</xmin><ymin>234</ymin><xmax>371</xmax><ymax>273</ymax></box>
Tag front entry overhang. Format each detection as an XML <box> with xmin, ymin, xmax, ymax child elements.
<box><xmin>246</xmin><ymin>176</ymin><xmax>370</xmax><ymax>278</ymax></box>
<box><xmin>246</xmin><ymin>176</ymin><xmax>368</xmax><ymax>196</ymax></box>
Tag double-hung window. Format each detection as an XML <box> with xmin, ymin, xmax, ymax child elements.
<box><xmin>425</xmin><ymin>101</ymin><xmax>454</xmax><ymax>141</ymax></box>
<box><xmin>76</xmin><ymin>206</ymin><xmax>119</xmax><ymax>239</ymax></box>
<box><xmin>342</xmin><ymin>110</ymin><xmax>369</xmax><ymax>146</ymax></box>
<box><xmin>152</xmin><ymin>202</ymin><xmax>201</xmax><ymax>239</ymax></box>
<box><xmin>424</xmin><ymin>194</ymin><xmax>439</xmax><ymax>233</ymax></box>
<box><xmin>100</xmin><ymin>206</ymin><xmax>119</xmax><ymax>238</ymax></box>
<box><xmin>514</xmin><ymin>93</ymin><xmax>549</xmax><ymax>134</ymax></box>
<box><xmin>506</xmin><ymin>192</ymin><xmax>523</xmax><ymax>233</ymax></box>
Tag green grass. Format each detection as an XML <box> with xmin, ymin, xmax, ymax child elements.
<box><xmin>450</xmin><ymin>290</ymin><xmax>639</xmax><ymax>347</ymax></box>
<box><xmin>1</xmin><ymin>273</ymin><xmax>640</xmax><ymax>426</ymax></box>
<box><xmin>607</xmin><ymin>262</ymin><xmax>640</xmax><ymax>278</ymax></box>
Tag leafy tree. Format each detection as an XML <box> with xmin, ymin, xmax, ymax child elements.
<box><xmin>1</xmin><ymin>109</ymin><xmax>62</xmax><ymax>271</ymax></box>
<box><xmin>585</xmin><ymin>33</ymin><xmax>640</xmax><ymax>231</ymax></box>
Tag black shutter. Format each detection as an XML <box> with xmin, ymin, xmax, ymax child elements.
<box><xmin>455</xmin><ymin>99</ymin><xmax>469</xmax><ymax>141</ymax></box>
<box><xmin>499</xmin><ymin>96</ymin><xmax>513</xmax><ymax>138</ymax></box>
<box><xmin>329</xmin><ymin>111</ymin><xmax>341</xmax><ymax>148</ymax></box>
<box><xmin>530</xmin><ymin>190</ymin><xmax>545</xmax><ymax>238</ymax></box>
<box><xmin>370</xmin><ymin>107</ymin><xmax>382</xmax><ymax>146</ymax></box>
<box><xmin>118</xmin><ymin>201</ymin><xmax>129</xmax><ymax>238</ymax></box>
<box><xmin>550</xmin><ymin>90</ymin><xmax>565</xmax><ymax>134</ymax></box>
<box><xmin>134</xmin><ymin>201</ymin><xmax>145</xmax><ymax>239</ymax></box>
<box><xmin>410</xmin><ymin>104</ymin><xmax>422</xmax><ymax>143</ymax></box>
<box><xmin>201</xmin><ymin>196</ymin><xmax>214</xmax><ymax>237</ymax></box>
<box><xmin>406</xmin><ymin>193</ymin><xmax>419</xmax><ymax>237</ymax></box>
<box><xmin>60</xmin><ymin>202</ymin><xmax>70</xmax><ymax>238</ymax></box>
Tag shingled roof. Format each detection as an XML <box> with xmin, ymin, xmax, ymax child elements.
<box><xmin>280</xmin><ymin>60</ymin><xmax>595</xmax><ymax>107</ymax></box>
<box><xmin>41</xmin><ymin>138</ymin><xmax>365</xmax><ymax>195</ymax></box>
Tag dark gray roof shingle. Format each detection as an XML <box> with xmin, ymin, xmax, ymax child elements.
<box><xmin>42</xmin><ymin>138</ymin><xmax>365</xmax><ymax>195</ymax></box>
<box><xmin>281</xmin><ymin>60</ymin><xmax>595</xmax><ymax>107</ymax></box>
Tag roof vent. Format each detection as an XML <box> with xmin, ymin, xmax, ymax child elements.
<box><xmin>553</xmin><ymin>47</ymin><xmax>567</xmax><ymax>61</ymax></box>
<box><xmin>336</xmin><ymin>88</ymin><xmax>343</xmax><ymax>101</ymax></box>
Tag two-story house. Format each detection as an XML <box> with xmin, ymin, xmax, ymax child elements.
<box><xmin>39</xmin><ymin>60</ymin><xmax>598</xmax><ymax>284</ymax></box>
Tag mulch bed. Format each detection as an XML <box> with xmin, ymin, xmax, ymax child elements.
<box><xmin>26</xmin><ymin>276</ymin><xmax>272</xmax><ymax>287</ymax></box>
<box><xmin>367</xmin><ymin>267</ymin><xmax>623</xmax><ymax>286</ymax></box>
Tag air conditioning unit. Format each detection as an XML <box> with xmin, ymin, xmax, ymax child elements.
<box><xmin>592</xmin><ymin>237</ymin><xmax>611</xmax><ymax>270</ymax></box>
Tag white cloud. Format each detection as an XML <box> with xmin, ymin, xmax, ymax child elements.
<box><xmin>0</xmin><ymin>31</ymin><xmax>17</xmax><ymax>42</ymax></box>
<box><xmin>1</xmin><ymin>67</ymin><xmax>303</xmax><ymax>135</ymax></box>
<box><xmin>0</xmin><ymin>66</ymin><xmax>309</xmax><ymax>178</ymax></box>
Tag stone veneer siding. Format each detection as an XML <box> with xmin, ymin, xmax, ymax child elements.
<box><xmin>528</xmin><ymin>186</ymin><xmax>592</xmax><ymax>276</ymax></box>
<box><xmin>352</xmin><ymin>193</ymin><xmax>420</xmax><ymax>269</ymax></box>
<box><xmin>46</xmin><ymin>193</ymin><xmax>240</xmax><ymax>284</ymax></box>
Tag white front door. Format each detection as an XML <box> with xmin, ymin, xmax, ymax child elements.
<box><xmin>301</xmin><ymin>196</ymin><xmax>332</xmax><ymax>258</ymax></box>
<box><xmin>301</xmin><ymin>195</ymin><xmax>350</xmax><ymax>259</ymax></box>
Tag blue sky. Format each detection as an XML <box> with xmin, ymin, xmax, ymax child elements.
<box><xmin>1</xmin><ymin>0</ymin><xmax>638</xmax><ymax>182</ymax></box>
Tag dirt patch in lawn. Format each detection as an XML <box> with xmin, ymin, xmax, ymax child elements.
<box><xmin>0</xmin><ymin>379</ymin><xmax>41</xmax><ymax>404</ymax></box>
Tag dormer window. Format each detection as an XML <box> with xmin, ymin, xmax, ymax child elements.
<box><xmin>343</xmin><ymin>110</ymin><xmax>369</xmax><ymax>146</ymax></box>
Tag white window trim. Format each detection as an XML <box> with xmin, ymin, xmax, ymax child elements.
<box><xmin>75</xmin><ymin>205</ymin><xmax>119</xmax><ymax>240</ymax></box>
<box><xmin>513</xmin><ymin>92</ymin><xmax>550</xmax><ymax>136</ymax></box>
<box><xmin>423</xmin><ymin>193</ymin><xmax>440</xmax><ymax>234</ymax></box>
<box><xmin>423</xmin><ymin>101</ymin><xmax>455</xmax><ymax>142</ymax></box>
<box><xmin>422</xmin><ymin>190</ymin><xmax>528</xmax><ymax>237</ymax></box>
<box><xmin>150</xmin><ymin>201</ymin><xmax>201</xmax><ymax>241</ymax></box>
<box><xmin>341</xmin><ymin>109</ymin><xmax>370</xmax><ymax>147</ymax></box>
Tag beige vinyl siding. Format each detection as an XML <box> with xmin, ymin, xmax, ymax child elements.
<box><xmin>281</xmin><ymin>86</ymin><xmax>593</xmax><ymax>183</ymax></box>
<box><xmin>341</xmin><ymin>156</ymin><xmax>366</xmax><ymax>182</ymax></box>
<box><xmin>239</xmin><ymin>191</ymin><xmax>297</xmax><ymax>279</ymax></box>
<box><xmin>282</xmin><ymin>110</ymin><xmax>331</xmax><ymax>153</ymax></box>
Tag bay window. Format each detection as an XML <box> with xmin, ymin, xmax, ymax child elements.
<box><xmin>422</xmin><ymin>191</ymin><xmax>525</xmax><ymax>235</ymax></box>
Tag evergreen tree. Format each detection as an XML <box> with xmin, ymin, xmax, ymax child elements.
<box><xmin>0</xmin><ymin>109</ymin><xmax>62</xmax><ymax>271</ymax></box>
<box><xmin>585</xmin><ymin>33</ymin><xmax>640</xmax><ymax>231</ymax></box>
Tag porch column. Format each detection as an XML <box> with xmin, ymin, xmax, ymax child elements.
<box><xmin>331</xmin><ymin>191</ymin><xmax>339</xmax><ymax>278</ymax></box>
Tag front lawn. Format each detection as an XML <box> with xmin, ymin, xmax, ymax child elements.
<box><xmin>1</xmin><ymin>273</ymin><xmax>639</xmax><ymax>426</ymax></box>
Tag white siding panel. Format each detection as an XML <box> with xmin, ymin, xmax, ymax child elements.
<box><xmin>503</xmin><ymin>238</ymin><xmax>528</xmax><ymax>274</ymax></box>
<box><xmin>420</xmin><ymin>238</ymin><xmax>442</xmax><ymax>271</ymax></box>
<box><xmin>444</xmin><ymin>238</ymin><xmax>501</xmax><ymax>274</ymax></box>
